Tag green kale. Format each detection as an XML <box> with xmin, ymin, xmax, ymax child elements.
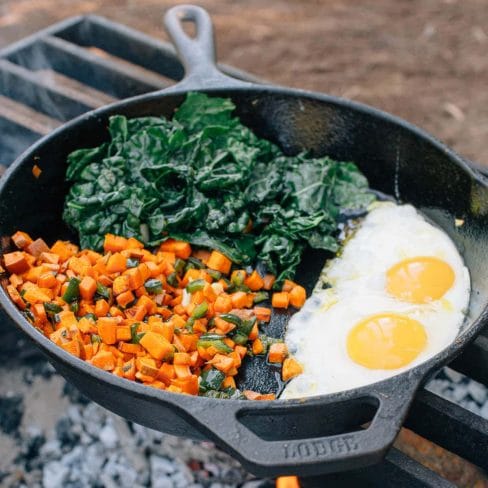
<box><xmin>63</xmin><ymin>92</ymin><xmax>374</xmax><ymax>283</ymax></box>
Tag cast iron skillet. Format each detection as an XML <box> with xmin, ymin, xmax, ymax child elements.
<box><xmin>1</xmin><ymin>5</ymin><xmax>488</xmax><ymax>477</ymax></box>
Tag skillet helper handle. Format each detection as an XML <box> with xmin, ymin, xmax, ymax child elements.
<box><xmin>164</xmin><ymin>4</ymin><xmax>249</xmax><ymax>90</ymax></box>
<box><xmin>184</xmin><ymin>378</ymin><xmax>421</xmax><ymax>477</ymax></box>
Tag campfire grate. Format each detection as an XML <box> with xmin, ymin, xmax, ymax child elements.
<box><xmin>0</xmin><ymin>15</ymin><xmax>486</xmax><ymax>487</ymax></box>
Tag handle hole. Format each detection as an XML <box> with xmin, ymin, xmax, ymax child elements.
<box><xmin>236</xmin><ymin>397</ymin><xmax>379</xmax><ymax>442</ymax></box>
<box><xmin>181</xmin><ymin>19</ymin><xmax>197</xmax><ymax>39</ymax></box>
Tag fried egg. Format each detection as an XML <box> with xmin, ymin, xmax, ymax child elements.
<box><xmin>281</xmin><ymin>203</ymin><xmax>470</xmax><ymax>399</ymax></box>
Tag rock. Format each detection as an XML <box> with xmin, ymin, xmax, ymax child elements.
<box><xmin>479</xmin><ymin>401</ymin><xmax>488</xmax><ymax>419</ymax></box>
<box><xmin>150</xmin><ymin>455</ymin><xmax>176</xmax><ymax>475</ymax></box>
<box><xmin>60</xmin><ymin>445</ymin><xmax>84</xmax><ymax>467</ymax></box>
<box><xmin>99</xmin><ymin>422</ymin><xmax>119</xmax><ymax>449</ymax></box>
<box><xmin>466</xmin><ymin>381</ymin><xmax>487</xmax><ymax>405</ymax></box>
<box><xmin>443</xmin><ymin>367</ymin><xmax>464</xmax><ymax>383</ymax></box>
<box><xmin>55</xmin><ymin>417</ymin><xmax>79</xmax><ymax>447</ymax></box>
<box><xmin>0</xmin><ymin>393</ymin><xmax>24</xmax><ymax>435</ymax></box>
<box><xmin>450</xmin><ymin>384</ymin><xmax>469</xmax><ymax>402</ymax></box>
<box><xmin>39</xmin><ymin>439</ymin><xmax>62</xmax><ymax>461</ymax></box>
<box><xmin>42</xmin><ymin>461</ymin><xmax>69</xmax><ymax>488</ymax></box>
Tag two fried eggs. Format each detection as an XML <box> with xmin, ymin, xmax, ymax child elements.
<box><xmin>282</xmin><ymin>203</ymin><xmax>470</xmax><ymax>399</ymax></box>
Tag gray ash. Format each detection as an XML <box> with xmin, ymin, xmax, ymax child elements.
<box><xmin>0</xmin><ymin>360</ymin><xmax>270</xmax><ymax>488</ymax></box>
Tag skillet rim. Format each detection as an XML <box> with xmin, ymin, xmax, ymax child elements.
<box><xmin>0</xmin><ymin>81</ymin><xmax>487</xmax><ymax>411</ymax></box>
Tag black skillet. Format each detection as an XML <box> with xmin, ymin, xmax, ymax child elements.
<box><xmin>1</xmin><ymin>5</ymin><xmax>487</xmax><ymax>478</ymax></box>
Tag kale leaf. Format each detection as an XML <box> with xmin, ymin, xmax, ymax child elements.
<box><xmin>63</xmin><ymin>92</ymin><xmax>374</xmax><ymax>283</ymax></box>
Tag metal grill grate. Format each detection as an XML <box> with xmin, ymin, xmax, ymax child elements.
<box><xmin>0</xmin><ymin>15</ymin><xmax>486</xmax><ymax>487</ymax></box>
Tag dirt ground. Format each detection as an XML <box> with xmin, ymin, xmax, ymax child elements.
<box><xmin>0</xmin><ymin>0</ymin><xmax>487</xmax><ymax>166</ymax></box>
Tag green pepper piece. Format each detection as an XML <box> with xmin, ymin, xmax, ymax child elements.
<box><xmin>43</xmin><ymin>302</ymin><xmax>63</xmax><ymax>316</ymax></box>
<box><xmin>174</xmin><ymin>258</ymin><xmax>186</xmax><ymax>275</ymax></box>
<box><xmin>199</xmin><ymin>333</ymin><xmax>226</xmax><ymax>341</ymax></box>
<box><xmin>197</xmin><ymin>338</ymin><xmax>233</xmax><ymax>353</ymax></box>
<box><xmin>253</xmin><ymin>291</ymin><xmax>269</xmax><ymax>304</ymax></box>
<box><xmin>231</xmin><ymin>270</ymin><xmax>246</xmax><ymax>286</ymax></box>
<box><xmin>232</xmin><ymin>332</ymin><xmax>248</xmax><ymax>345</ymax></box>
<box><xmin>126</xmin><ymin>257</ymin><xmax>140</xmax><ymax>268</ymax></box>
<box><xmin>185</xmin><ymin>316</ymin><xmax>195</xmax><ymax>331</ymax></box>
<box><xmin>238</xmin><ymin>317</ymin><xmax>256</xmax><ymax>337</ymax></box>
<box><xmin>187</xmin><ymin>257</ymin><xmax>204</xmax><ymax>269</ymax></box>
<box><xmin>83</xmin><ymin>313</ymin><xmax>97</xmax><ymax>323</ymax></box>
<box><xmin>91</xmin><ymin>334</ymin><xmax>102</xmax><ymax>344</ymax></box>
<box><xmin>62</xmin><ymin>277</ymin><xmax>80</xmax><ymax>303</ymax></box>
<box><xmin>167</xmin><ymin>272</ymin><xmax>179</xmax><ymax>288</ymax></box>
<box><xmin>96</xmin><ymin>282</ymin><xmax>110</xmax><ymax>301</ymax></box>
<box><xmin>206</xmin><ymin>269</ymin><xmax>221</xmax><ymax>281</ymax></box>
<box><xmin>130</xmin><ymin>323</ymin><xmax>145</xmax><ymax>344</ymax></box>
<box><xmin>192</xmin><ymin>301</ymin><xmax>208</xmax><ymax>319</ymax></box>
<box><xmin>70</xmin><ymin>301</ymin><xmax>79</xmax><ymax>314</ymax></box>
<box><xmin>199</xmin><ymin>368</ymin><xmax>226</xmax><ymax>392</ymax></box>
<box><xmin>218</xmin><ymin>313</ymin><xmax>242</xmax><ymax>327</ymax></box>
<box><xmin>144</xmin><ymin>279</ymin><xmax>163</xmax><ymax>294</ymax></box>
<box><xmin>22</xmin><ymin>309</ymin><xmax>35</xmax><ymax>323</ymax></box>
<box><xmin>186</xmin><ymin>279</ymin><xmax>206</xmax><ymax>294</ymax></box>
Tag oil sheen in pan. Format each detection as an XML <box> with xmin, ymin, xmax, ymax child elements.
<box><xmin>281</xmin><ymin>202</ymin><xmax>470</xmax><ymax>399</ymax></box>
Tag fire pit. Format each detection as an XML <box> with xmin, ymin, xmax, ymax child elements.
<box><xmin>0</xmin><ymin>14</ymin><xmax>487</xmax><ymax>487</ymax></box>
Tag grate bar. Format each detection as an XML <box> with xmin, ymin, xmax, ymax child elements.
<box><xmin>0</xmin><ymin>59</ymin><xmax>93</xmax><ymax>121</ymax></box>
<box><xmin>405</xmin><ymin>389</ymin><xmax>488</xmax><ymax>470</ymax></box>
<box><xmin>40</xmin><ymin>36</ymin><xmax>167</xmax><ymax>97</ymax></box>
<box><xmin>450</xmin><ymin>334</ymin><xmax>488</xmax><ymax>387</ymax></box>
<box><xmin>0</xmin><ymin>95</ymin><xmax>61</xmax><ymax>135</ymax></box>
<box><xmin>301</xmin><ymin>448</ymin><xmax>455</xmax><ymax>487</ymax></box>
<box><xmin>56</xmin><ymin>15</ymin><xmax>184</xmax><ymax>81</ymax></box>
<box><xmin>56</xmin><ymin>15</ymin><xmax>259</xmax><ymax>83</ymax></box>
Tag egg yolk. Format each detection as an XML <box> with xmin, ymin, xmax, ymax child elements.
<box><xmin>386</xmin><ymin>256</ymin><xmax>455</xmax><ymax>304</ymax></box>
<box><xmin>347</xmin><ymin>313</ymin><xmax>427</xmax><ymax>369</ymax></box>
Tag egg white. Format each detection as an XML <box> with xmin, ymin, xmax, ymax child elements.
<box><xmin>281</xmin><ymin>203</ymin><xmax>470</xmax><ymax>399</ymax></box>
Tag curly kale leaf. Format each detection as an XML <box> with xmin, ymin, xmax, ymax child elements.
<box><xmin>63</xmin><ymin>92</ymin><xmax>374</xmax><ymax>282</ymax></box>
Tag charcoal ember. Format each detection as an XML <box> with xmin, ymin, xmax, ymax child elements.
<box><xmin>99</xmin><ymin>420</ymin><xmax>119</xmax><ymax>449</ymax></box>
<box><xmin>150</xmin><ymin>455</ymin><xmax>182</xmax><ymax>488</ymax></box>
<box><xmin>15</xmin><ymin>426</ymin><xmax>45</xmax><ymax>471</ymax></box>
<box><xmin>443</xmin><ymin>367</ymin><xmax>463</xmax><ymax>383</ymax></box>
<box><xmin>0</xmin><ymin>392</ymin><xmax>23</xmax><ymax>435</ymax></box>
<box><xmin>38</xmin><ymin>439</ymin><xmax>62</xmax><ymax>461</ymax></box>
<box><xmin>42</xmin><ymin>461</ymin><xmax>69</xmax><ymax>488</ymax></box>
<box><xmin>467</xmin><ymin>381</ymin><xmax>487</xmax><ymax>405</ymax></box>
<box><xmin>79</xmin><ymin>443</ymin><xmax>105</xmax><ymax>485</ymax></box>
<box><xmin>55</xmin><ymin>417</ymin><xmax>80</xmax><ymax>447</ymax></box>
<box><xmin>102</xmin><ymin>452</ymin><xmax>139</xmax><ymax>488</ymax></box>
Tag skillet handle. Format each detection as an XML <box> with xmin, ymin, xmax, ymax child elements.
<box><xmin>180</xmin><ymin>376</ymin><xmax>421</xmax><ymax>477</ymax></box>
<box><xmin>164</xmin><ymin>4</ymin><xmax>251</xmax><ymax>91</ymax></box>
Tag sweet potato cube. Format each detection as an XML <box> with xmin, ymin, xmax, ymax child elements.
<box><xmin>268</xmin><ymin>343</ymin><xmax>288</xmax><ymax>363</ymax></box>
<box><xmin>79</xmin><ymin>276</ymin><xmax>97</xmax><ymax>301</ymax></box>
<box><xmin>11</xmin><ymin>231</ymin><xmax>33</xmax><ymax>250</ymax></box>
<box><xmin>139</xmin><ymin>331</ymin><xmax>173</xmax><ymax>360</ymax></box>
<box><xmin>4</xmin><ymin>251</ymin><xmax>29</xmax><ymax>274</ymax></box>
<box><xmin>26</xmin><ymin>238</ymin><xmax>50</xmax><ymax>258</ymax></box>
<box><xmin>113</xmin><ymin>275</ymin><xmax>130</xmax><ymax>296</ymax></box>
<box><xmin>97</xmin><ymin>317</ymin><xmax>118</xmax><ymax>345</ymax></box>
<box><xmin>289</xmin><ymin>285</ymin><xmax>306</xmax><ymax>308</ymax></box>
<box><xmin>282</xmin><ymin>357</ymin><xmax>304</xmax><ymax>381</ymax></box>
<box><xmin>91</xmin><ymin>350</ymin><xmax>116</xmax><ymax>371</ymax></box>
<box><xmin>207</xmin><ymin>251</ymin><xmax>232</xmax><ymax>275</ymax></box>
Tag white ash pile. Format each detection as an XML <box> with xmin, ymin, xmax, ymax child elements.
<box><xmin>0</xmin><ymin>359</ymin><xmax>271</xmax><ymax>488</ymax></box>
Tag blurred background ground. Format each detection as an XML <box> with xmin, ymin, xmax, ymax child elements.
<box><xmin>0</xmin><ymin>0</ymin><xmax>487</xmax><ymax>165</ymax></box>
<box><xmin>0</xmin><ymin>1</ymin><xmax>488</xmax><ymax>487</ymax></box>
